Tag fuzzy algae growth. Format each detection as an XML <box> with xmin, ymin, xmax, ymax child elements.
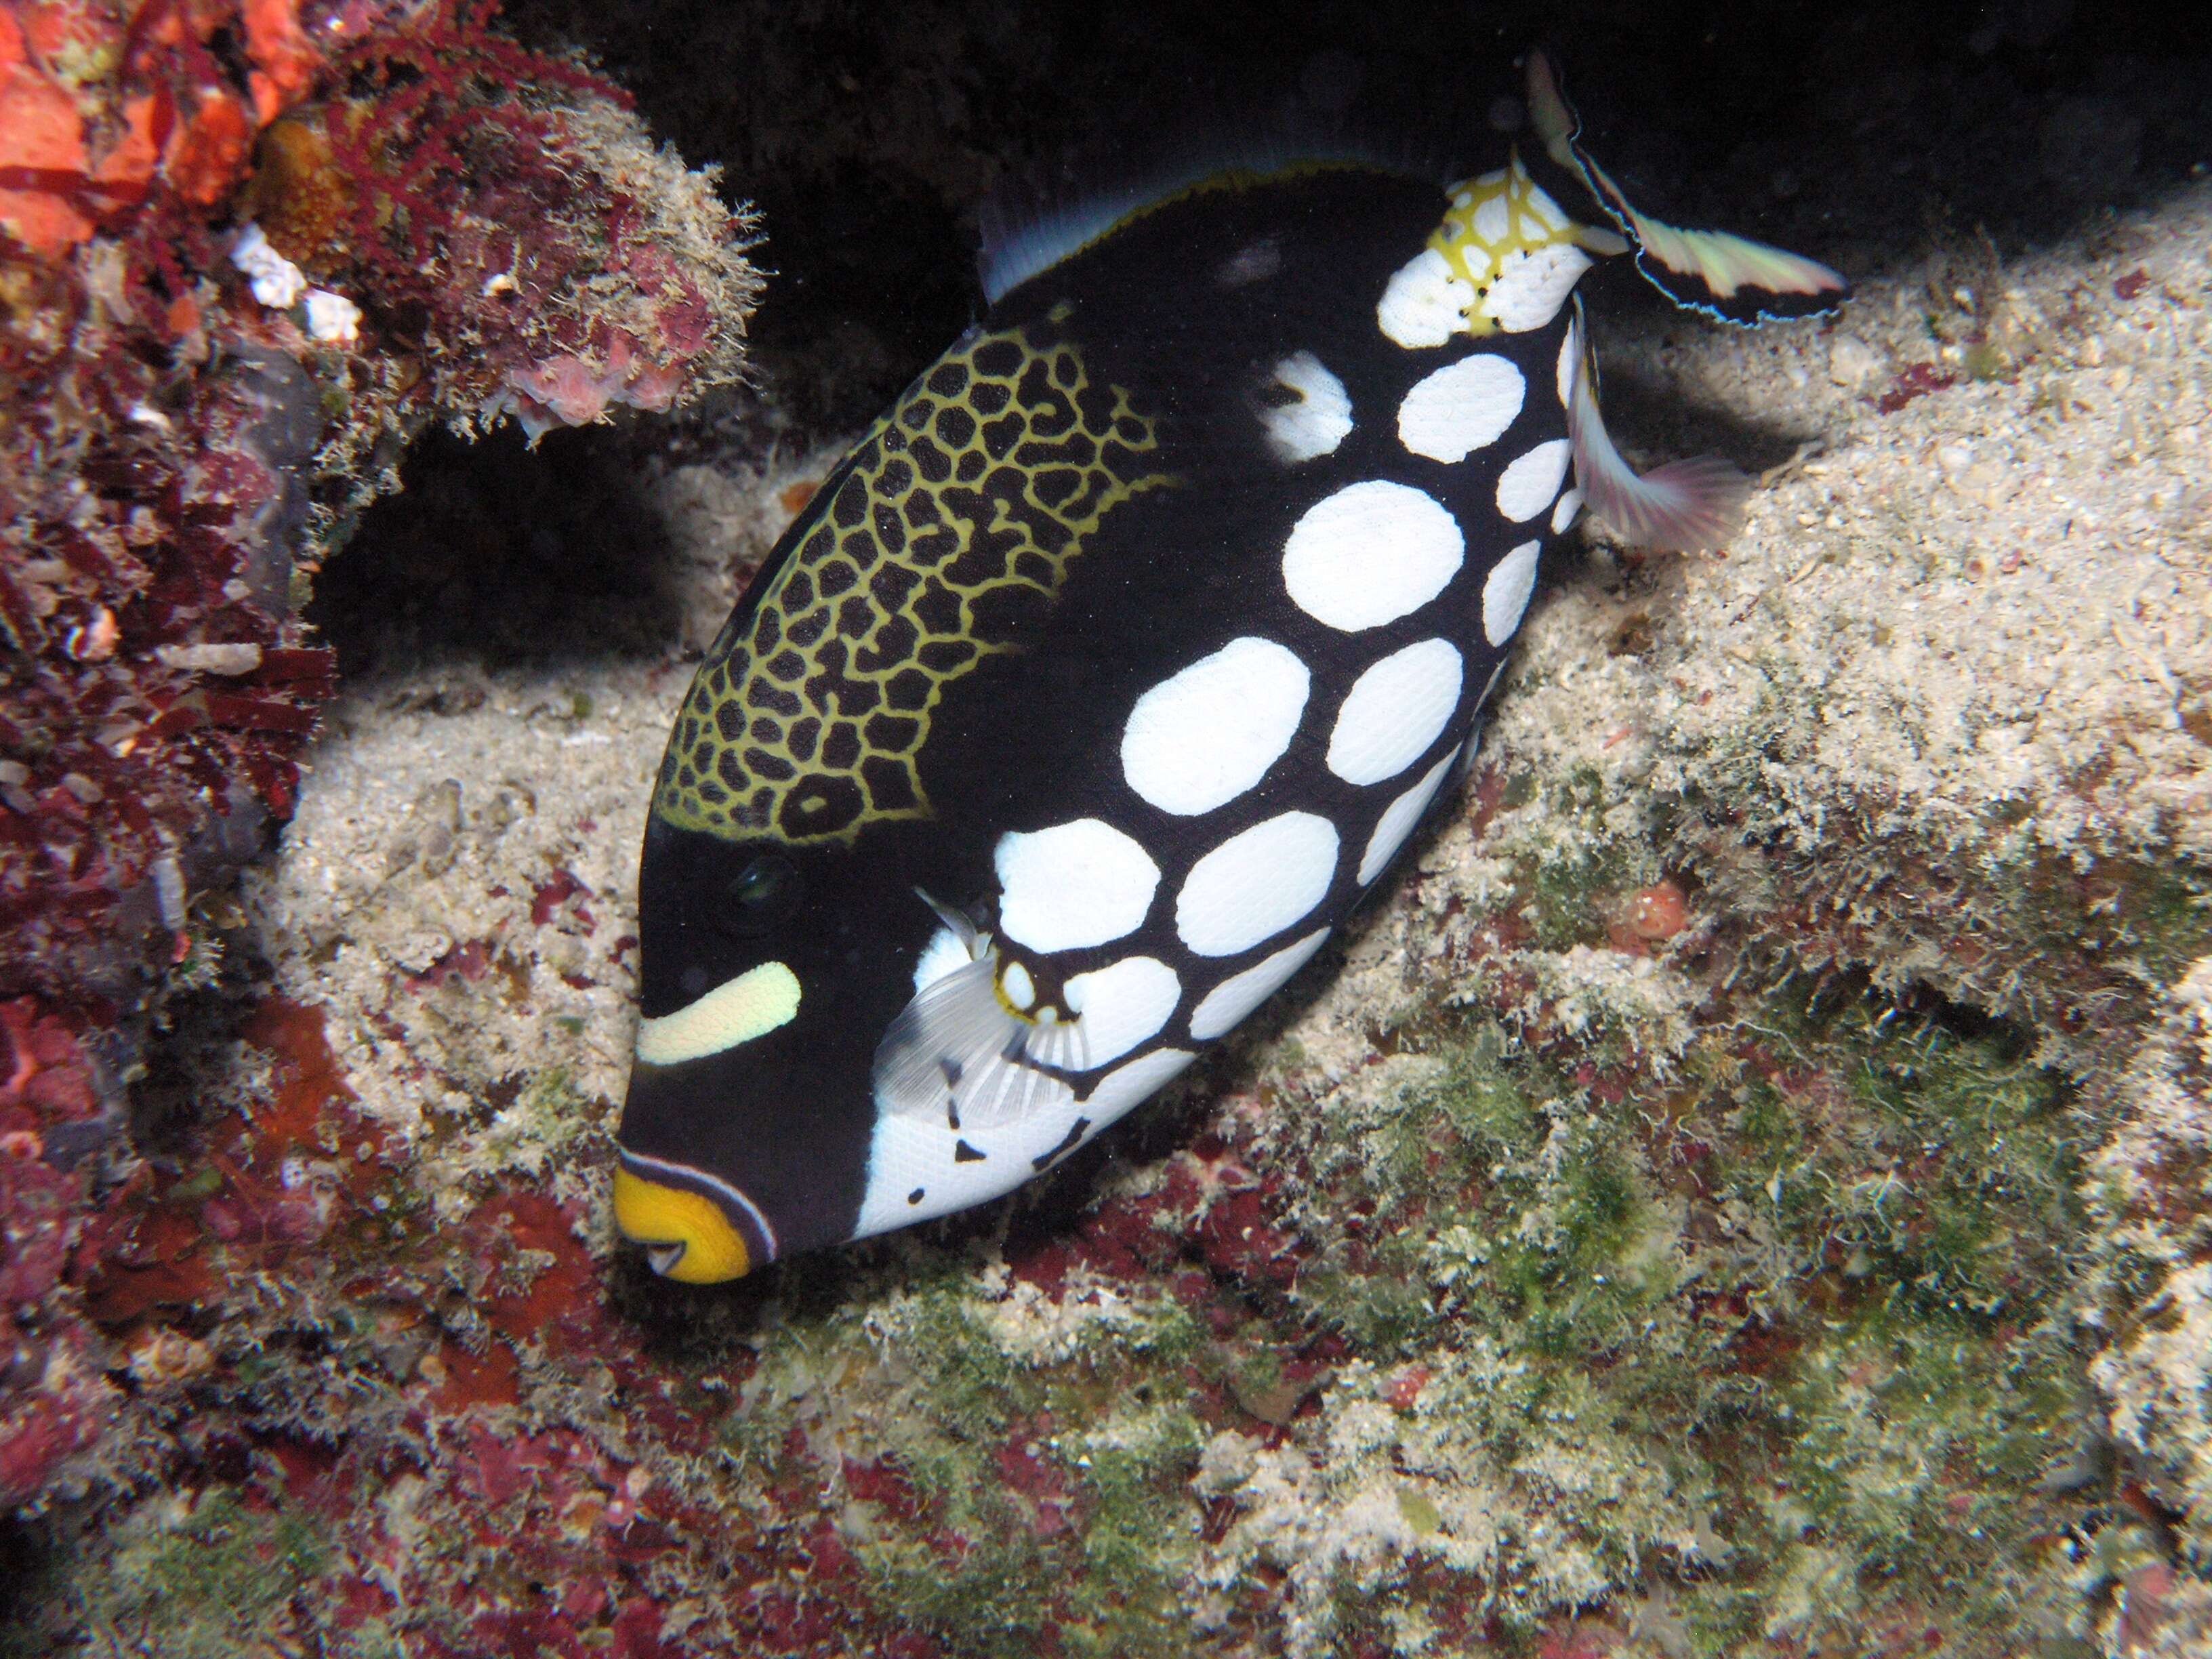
<box><xmin>3</xmin><ymin>1491</ymin><xmax>336</xmax><ymax>1659</ymax></box>
<box><xmin>607</xmin><ymin>933</ymin><xmax>2102</xmax><ymax>1656</ymax></box>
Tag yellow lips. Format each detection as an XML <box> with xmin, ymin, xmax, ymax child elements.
<box><xmin>612</xmin><ymin>1166</ymin><xmax>752</xmax><ymax>1283</ymax></box>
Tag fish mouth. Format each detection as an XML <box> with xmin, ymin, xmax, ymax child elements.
<box><xmin>611</xmin><ymin>1156</ymin><xmax>771</xmax><ymax>1283</ymax></box>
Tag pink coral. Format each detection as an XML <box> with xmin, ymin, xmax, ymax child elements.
<box><xmin>0</xmin><ymin>0</ymin><xmax>754</xmax><ymax>1529</ymax></box>
<box><xmin>0</xmin><ymin>1000</ymin><xmax>120</xmax><ymax>1509</ymax></box>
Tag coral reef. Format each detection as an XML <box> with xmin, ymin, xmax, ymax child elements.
<box><xmin>0</xmin><ymin>0</ymin><xmax>756</xmax><ymax>1009</ymax></box>
<box><xmin>0</xmin><ymin>0</ymin><xmax>754</xmax><ymax>1524</ymax></box>
<box><xmin>0</xmin><ymin>1000</ymin><xmax>121</xmax><ymax>1513</ymax></box>
<box><xmin>7</xmin><ymin>165</ymin><xmax>2207</xmax><ymax>1652</ymax></box>
<box><xmin>4</xmin><ymin>1</ymin><xmax>2211</xmax><ymax>1654</ymax></box>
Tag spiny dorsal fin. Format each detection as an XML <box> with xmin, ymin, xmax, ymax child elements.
<box><xmin>977</xmin><ymin>118</ymin><xmax>1432</xmax><ymax>304</ymax></box>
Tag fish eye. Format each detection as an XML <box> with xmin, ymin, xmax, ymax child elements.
<box><xmin>720</xmin><ymin>855</ymin><xmax>801</xmax><ymax>935</ymax></box>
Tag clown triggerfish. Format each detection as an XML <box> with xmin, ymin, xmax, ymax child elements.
<box><xmin>613</xmin><ymin>53</ymin><xmax>1845</xmax><ymax>1282</ymax></box>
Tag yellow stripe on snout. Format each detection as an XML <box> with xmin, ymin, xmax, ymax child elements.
<box><xmin>634</xmin><ymin>961</ymin><xmax>801</xmax><ymax>1065</ymax></box>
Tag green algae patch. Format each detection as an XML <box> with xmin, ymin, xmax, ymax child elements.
<box><xmin>2</xmin><ymin>1491</ymin><xmax>337</xmax><ymax>1659</ymax></box>
<box><xmin>705</xmin><ymin>1258</ymin><xmax>1218</xmax><ymax>1659</ymax></box>
<box><xmin>1221</xmin><ymin>943</ymin><xmax>2107</xmax><ymax>1655</ymax></box>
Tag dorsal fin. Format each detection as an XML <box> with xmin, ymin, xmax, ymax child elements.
<box><xmin>977</xmin><ymin>123</ymin><xmax>1432</xmax><ymax>304</ymax></box>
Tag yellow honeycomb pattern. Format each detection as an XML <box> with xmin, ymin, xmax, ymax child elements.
<box><xmin>1429</xmin><ymin>153</ymin><xmax>1621</xmax><ymax>335</ymax></box>
<box><xmin>655</xmin><ymin>325</ymin><xmax>1170</xmax><ymax>844</ymax></box>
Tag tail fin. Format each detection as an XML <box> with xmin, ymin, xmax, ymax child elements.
<box><xmin>1525</xmin><ymin>50</ymin><xmax>1848</xmax><ymax>326</ymax></box>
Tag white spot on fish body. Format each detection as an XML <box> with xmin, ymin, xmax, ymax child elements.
<box><xmin>1496</xmin><ymin>440</ymin><xmax>1572</xmax><ymax>523</ymax></box>
<box><xmin>1282</xmin><ymin>480</ymin><xmax>1464</xmax><ymax>632</ymax></box>
<box><xmin>1122</xmin><ymin>637</ymin><xmax>1309</xmax><ymax>816</ymax></box>
<box><xmin>996</xmin><ymin>819</ymin><xmax>1159</xmax><ymax>952</ymax></box>
<box><xmin>1000</xmin><ymin>960</ymin><xmax>1036</xmax><ymax>1010</ymax></box>
<box><xmin>1261</xmin><ymin>351</ymin><xmax>1353</xmax><ymax>463</ymax></box>
<box><xmin>1397</xmin><ymin>353</ymin><xmax>1526</xmax><ymax>464</ymax></box>
<box><xmin>1082</xmin><ymin>1048</ymin><xmax>1197</xmax><ymax>1123</ymax></box>
<box><xmin>1478</xmin><ymin>243</ymin><xmax>1593</xmax><ymax>333</ymax></box>
<box><xmin>1326</xmin><ymin>638</ymin><xmax>1464</xmax><ymax>786</ymax></box>
<box><xmin>1377</xmin><ymin>247</ymin><xmax>1475</xmax><ymax>349</ymax></box>
<box><xmin>913</xmin><ymin>925</ymin><xmax>970</xmax><ymax>993</ymax></box>
<box><xmin>853</xmin><ymin>1069</ymin><xmax>1084</xmax><ymax>1238</ymax></box>
<box><xmin>1176</xmin><ymin>812</ymin><xmax>1338</xmax><ymax>957</ymax></box>
<box><xmin>1551</xmin><ymin>487</ymin><xmax>1583</xmax><ymax>533</ymax></box>
<box><xmin>1188</xmin><ymin>928</ymin><xmax>1332</xmax><ymax>1040</ymax></box>
<box><xmin>1482</xmin><ymin>539</ymin><xmax>1542</xmax><ymax>646</ymax></box>
<box><xmin>1063</xmin><ymin>956</ymin><xmax>1181</xmax><ymax>1068</ymax></box>
<box><xmin>1556</xmin><ymin>319</ymin><xmax>1581</xmax><ymax>408</ymax></box>
<box><xmin>1357</xmin><ymin>750</ymin><xmax>1460</xmax><ymax>883</ymax></box>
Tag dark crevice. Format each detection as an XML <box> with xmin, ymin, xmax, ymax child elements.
<box><xmin>327</xmin><ymin>2</ymin><xmax>2209</xmax><ymax>680</ymax></box>
<box><xmin>499</xmin><ymin>0</ymin><xmax>2212</xmax><ymax>443</ymax></box>
<box><xmin>306</xmin><ymin>422</ymin><xmax>691</xmax><ymax>676</ymax></box>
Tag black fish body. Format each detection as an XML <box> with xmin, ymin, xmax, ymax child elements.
<box><xmin>614</xmin><ymin>57</ymin><xmax>1845</xmax><ymax>1281</ymax></box>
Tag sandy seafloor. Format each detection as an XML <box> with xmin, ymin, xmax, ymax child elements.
<box><xmin>11</xmin><ymin>29</ymin><xmax>2212</xmax><ymax>1659</ymax></box>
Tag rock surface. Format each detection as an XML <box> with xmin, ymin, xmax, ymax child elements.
<box><xmin>0</xmin><ymin>0</ymin><xmax>758</xmax><ymax>1549</ymax></box>
<box><xmin>5</xmin><ymin>5</ymin><xmax>2211</xmax><ymax>1656</ymax></box>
